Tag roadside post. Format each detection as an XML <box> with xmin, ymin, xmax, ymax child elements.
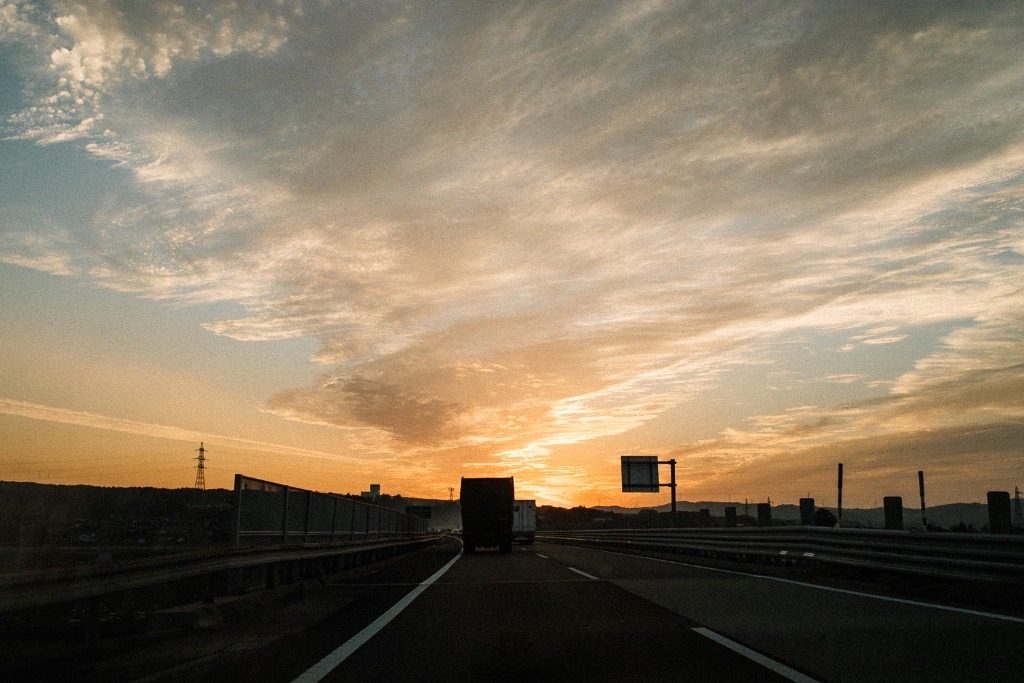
<box><xmin>918</xmin><ymin>470</ymin><xmax>927</xmax><ymax>530</ymax></box>
<box><xmin>837</xmin><ymin>463</ymin><xmax>844</xmax><ymax>528</ymax></box>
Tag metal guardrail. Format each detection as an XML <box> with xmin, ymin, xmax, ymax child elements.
<box><xmin>537</xmin><ymin>527</ymin><xmax>1024</xmax><ymax>584</ymax></box>
<box><xmin>1</xmin><ymin>474</ymin><xmax>437</xmax><ymax>619</ymax></box>
<box><xmin>0</xmin><ymin>536</ymin><xmax>439</xmax><ymax>615</ymax></box>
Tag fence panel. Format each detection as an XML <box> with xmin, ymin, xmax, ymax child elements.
<box><xmin>285</xmin><ymin>489</ymin><xmax>309</xmax><ymax>536</ymax></box>
<box><xmin>236</xmin><ymin>478</ymin><xmax>287</xmax><ymax>541</ymax></box>
<box><xmin>233</xmin><ymin>474</ymin><xmax>430</xmax><ymax>545</ymax></box>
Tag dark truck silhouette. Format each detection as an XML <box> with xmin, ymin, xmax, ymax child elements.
<box><xmin>459</xmin><ymin>477</ymin><xmax>514</xmax><ymax>554</ymax></box>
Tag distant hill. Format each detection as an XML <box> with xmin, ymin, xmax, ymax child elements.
<box><xmin>593</xmin><ymin>501</ymin><xmax>992</xmax><ymax>530</ymax></box>
<box><xmin>0</xmin><ymin>480</ymin><xmax>234</xmax><ymax>548</ymax></box>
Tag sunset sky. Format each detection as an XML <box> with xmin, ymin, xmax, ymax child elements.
<box><xmin>2</xmin><ymin>2</ymin><xmax>1023</xmax><ymax>508</ymax></box>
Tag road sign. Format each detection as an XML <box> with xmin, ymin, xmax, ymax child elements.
<box><xmin>621</xmin><ymin>455</ymin><xmax>660</xmax><ymax>492</ymax></box>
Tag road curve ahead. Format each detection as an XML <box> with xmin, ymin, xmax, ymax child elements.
<box><xmin>295</xmin><ymin>539</ymin><xmax>803</xmax><ymax>682</ymax></box>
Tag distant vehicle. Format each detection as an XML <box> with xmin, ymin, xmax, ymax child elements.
<box><xmin>459</xmin><ymin>477</ymin><xmax>514</xmax><ymax>554</ymax></box>
<box><xmin>512</xmin><ymin>499</ymin><xmax>536</xmax><ymax>544</ymax></box>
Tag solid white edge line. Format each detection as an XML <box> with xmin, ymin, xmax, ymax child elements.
<box><xmin>568</xmin><ymin>545</ymin><xmax>1024</xmax><ymax>624</ymax></box>
<box><xmin>693</xmin><ymin>627</ymin><xmax>820</xmax><ymax>683</ymax></box>
<box><xmin>292</xmin><ymin>551</ymin><xmax>462</xmax><ymax>683</ymax></box>
<box><xmin>568</xmin><ymin>566</ymin><xmax>599</xmax><ymax>580</ymax></box>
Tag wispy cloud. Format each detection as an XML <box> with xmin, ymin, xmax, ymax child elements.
<box><xmin>0</xmin><ymin>397</ymin><xmax>367</xmax><ymax>464</ymax></box>
<box><xmin>824</xmin><ymin>374</ymin><xmax>864</xmax><ymax>385</ymax></box>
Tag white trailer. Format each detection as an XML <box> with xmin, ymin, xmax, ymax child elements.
<box><xmin>512</xmin><ymin>499</ymin><xmax>536</xmax><ymax>544</ymax></box>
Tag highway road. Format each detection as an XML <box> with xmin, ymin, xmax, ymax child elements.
<box><xmin>535</xmin><ymin>542</ymin><xmax>1024</xmax><ymax>682</ymax></box>
<box><xmin>209</xmin><ymin>537</ymin><xmax>1024</xmax><ymax>682</ymax></box>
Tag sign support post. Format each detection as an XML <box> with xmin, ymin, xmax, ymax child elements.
<box><xmin>665</xmin><ymin>458</ymin><xmax>677</xmax><ymax>523</ymax></box>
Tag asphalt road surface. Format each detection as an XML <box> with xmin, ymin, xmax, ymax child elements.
<box><xmin>213</xmin><ymin>538</ymin><xmax>1024</xmax><ymax>682</ymax></box>
<box><xmin>536</xmin><ymin>542</ymin><xmax>1024</xmax><ymax>682</ymax></box>
<box><xmin>270</xmin><ymin>539</ymin><xmax>798</xmax><ymax>682</ymax></box>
